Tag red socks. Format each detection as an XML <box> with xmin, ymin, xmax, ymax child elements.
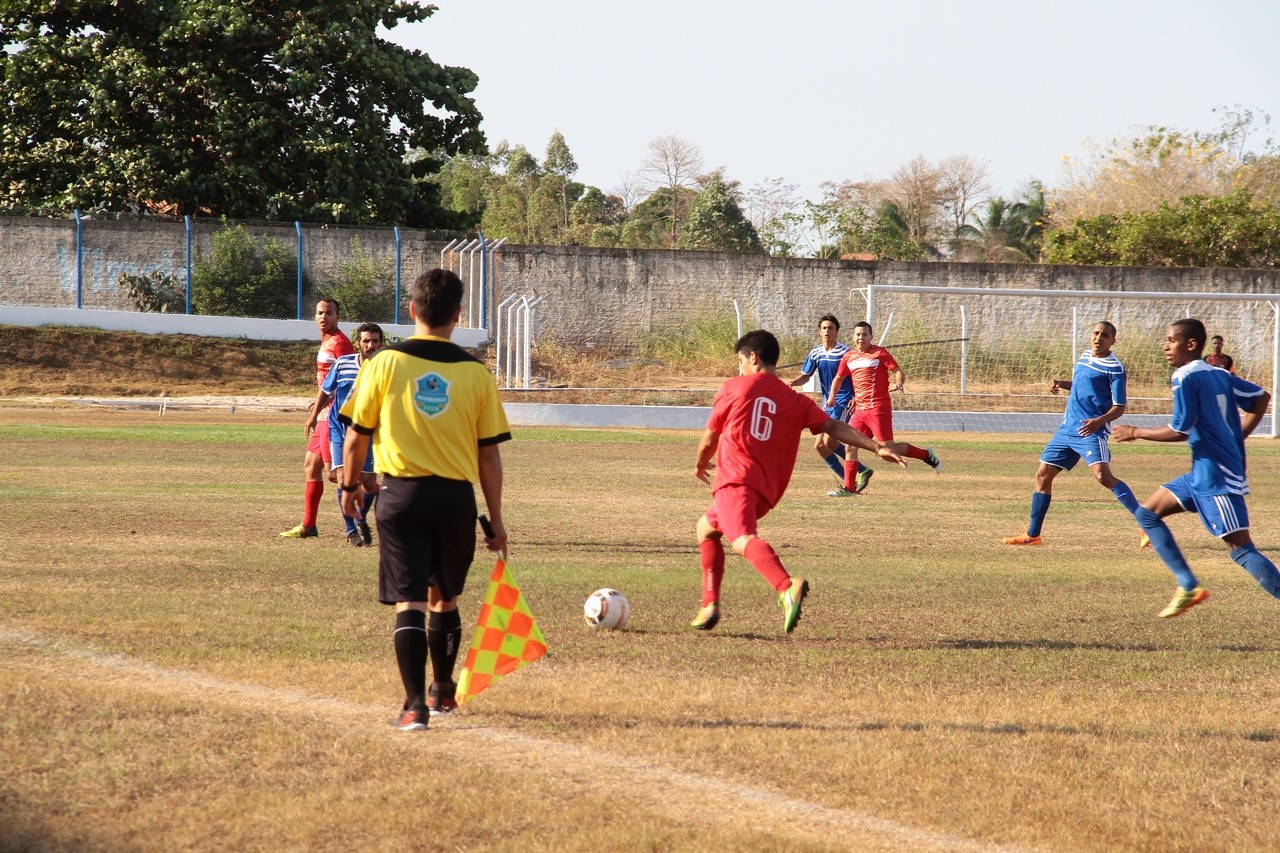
<box><xmin>700</xmin><ymin>539</ymin><xmax>725</xmax><ymax>606</ymax></box>
<box><xmin>743</xmin><ymin>538</ymin><xmax>790</xmax><ymax>592</ymax></box>
<box><xmin>903</xmin><ymin>444</ymin><xmax>930</xmax><ymax>462</ymax></box>
<box><xmin>843</xmin><ymin>459</ymin><xmax>858</xmax><ymax>490</ymax></box>
<box><xmin>303</xmin><ymin>480</ymin><xmax>324</xmax><ymax>527</ymax></box>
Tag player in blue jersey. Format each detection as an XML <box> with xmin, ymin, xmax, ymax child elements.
<box><xmin>1003</xmin><ymin>321</ymin><xmax>1141</xmax><ymax>545</ymax></box>
<box><xmin>1114</xmin><ymin>318</ymin><xmax>1280</xmax><ymax>618</ymax></box>
<box><xmin>788</xmin><ymin>314</ymin><xmax>873</xmax><ymax>495</ymax></box>
<box><xmin>310</xmin><ymin>322</ymin><xmax>384</xmax><ymax>546</ymax></box>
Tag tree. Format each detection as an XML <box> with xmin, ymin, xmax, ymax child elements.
<box><xmin>1051</xmin><ymin>107</ymin><xmax>1277</xmax><ymax>223</ymax></box>
<box><xmin>677</xmin><ymin>172</ymin><xmax>761</xmax><ymax>252</ymax></box>
<box><xmin>636</xmin><ymin>136</ymin><xmax>705</xmax><ymax>247</ymax></box>
<box><xmin>743</xmin><ymin>177</ymin><xmax>803</xmax><ymax>256</ymax></box>
<box><xmin>568</xmin><ymin>187</ymin><xmax>625</xmax><ymax>246</ymax></box>
<box><xmin>950</xmin><ymin>183</ymin><xmax>1047</xmax><ymax>263</ymax></box>
<box><xmin>1045</xmin><ymin>190</ymin><xmax>1280</xmax><ymax>268</ymax></box>
<box><xmin>0</xmin><ymin>2</ymin><xmax>484</xmax><ymax>224</ymax></box>
<box><xmin>938</xmin><ymin>155</ymin><xmax>992</xmax><ymax>237</ymax></box>
<box><xmin>543</xmin><ymin>131</ymin><xmax>580</xmax><ymax>234</ymax></box>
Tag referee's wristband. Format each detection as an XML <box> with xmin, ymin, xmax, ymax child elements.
<box><xmin>340</xmin><ymin>482</ymin><xmax>361</xmax><ymax>491</ymax></box>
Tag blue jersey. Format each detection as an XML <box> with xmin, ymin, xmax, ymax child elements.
<box><xmin>322</xmin><ymin>352</ymin><xmax>364</xmax><ymax>439</ymax></box>
<box><xmin>1170</xmin><ymin>360</ymin><xmax>1266</xmax><ymax>495</ymax></box>
<box><xmin>1059</xmin><ymin>350</ymin><xmax>1127</xmax><ymax>437</ymax></box>
<box><xmin>802</xmin><ymin>343</ymin><xmax>853</xmax><ymax>410</ymax></box>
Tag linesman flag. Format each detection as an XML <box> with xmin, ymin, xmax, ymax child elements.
<box><xmin>456</xmin><ymin>558</ymin><xmax>548</xmax><ymax>706</ymax></box>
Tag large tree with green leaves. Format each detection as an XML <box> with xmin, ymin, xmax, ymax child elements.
<box><xmin>0</xmin><ymin>2</ymin><xmax>484</xmax><ymax>224</ymax></box>
<box><xmin>676</xmin><ymin>172</ymin><xmax>760</xmax><ymax>252</ymax></box>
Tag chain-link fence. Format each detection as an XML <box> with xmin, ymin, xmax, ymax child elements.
<box><xmin>0</xmin><ymin>213</ymin><xmax>503</xmax><ymax>328</ymax></box>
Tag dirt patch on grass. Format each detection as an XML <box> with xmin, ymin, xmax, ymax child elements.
<box><xmin>0</xmin><ymin>325</ymin><xmax>320</xmax><ymax>397</ymax></box>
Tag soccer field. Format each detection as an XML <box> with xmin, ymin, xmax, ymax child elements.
<box><xmin>3</xmin><ymin>407</ymin><xmax>1279</xmax><ymax>851</ymax></box>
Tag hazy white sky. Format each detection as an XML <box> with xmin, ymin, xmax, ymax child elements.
<box><xmin>391</xmin><ymin>0</ymin><xmax>1279</xmax><ymax>201</ymax></box>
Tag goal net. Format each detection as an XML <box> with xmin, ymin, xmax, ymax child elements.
<box><xmin>863</xmin><ymin>284</ymin><xmax>1279</xmax><ymax>436</ymax></box>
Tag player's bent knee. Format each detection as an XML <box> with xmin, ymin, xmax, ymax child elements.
<box><xmin>730</xmin><ymin>534</ymin><xmax>756</xmax><ymax>555</ymax></box>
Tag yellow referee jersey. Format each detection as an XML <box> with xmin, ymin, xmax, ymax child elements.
<box><xmin>339</xmin><ymin>335</ymin><xmax>511</xmax><ymax>483</ymax></box>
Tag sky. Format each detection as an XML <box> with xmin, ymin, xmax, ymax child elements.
<box><xmin>391</xmin><ymin>0</ymin><xmax>1280</xmax><ymax>203</ymax></box>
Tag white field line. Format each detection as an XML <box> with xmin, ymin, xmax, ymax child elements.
<box><xmin>1</xmin><ymin>626</ymin><xmax>1038</xmax><ymax>853</ymax></box>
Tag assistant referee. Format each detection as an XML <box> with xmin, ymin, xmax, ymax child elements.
<box><xmin>339</xmin><ymin>268</ymin><xmax>511</xmax><ymax>732</ymax></box>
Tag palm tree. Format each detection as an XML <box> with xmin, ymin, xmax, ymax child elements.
<box><xmin>951</xmin><ymin>184</ymin><xmax>1047</xmax><ymax>262</ymax></box>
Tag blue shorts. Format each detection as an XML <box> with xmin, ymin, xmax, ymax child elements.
<box><xmin>1040</xmin><ymin>431</ymin><xmax>1111</xmax><ymax>471</ymax></box>
<box><xmin>330</xmin><ymin>427</ymin><xmax>375</xmax><ymax>475</ymax></box>
<box><xmin>825</xmin><ymin>403</ymin><xmax>852</xmax><ymax>423</ymax></box>
<box><xmin>1162</xmin><ymin>473</ymin><xmax>1250</xmax><ymax>538</ymax></box>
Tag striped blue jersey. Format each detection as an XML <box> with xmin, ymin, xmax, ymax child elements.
<box><xmin>1060</xmin><ymin>350</ymin><xmax>1127</xmax><ymax>437</ymax></box>
<box><xmin>1170</xmin><ymin>360</ymin><xmax>1266</xmax><ymax>495</ymax></box>
<box><xmin>801</xmin><ymin>342</ymin><xmax>853</xmax><ymax>410</ymax></box>
<box><xmin>322</xmin><ymin>352</ymin><xmax>364</xmax><ymax>438</ymax></box>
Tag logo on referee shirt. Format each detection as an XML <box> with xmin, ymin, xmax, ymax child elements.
<box><xmin>413</xmin><ymin>372</ymin><xmax>450</xmax><ymax>418</ymax></box>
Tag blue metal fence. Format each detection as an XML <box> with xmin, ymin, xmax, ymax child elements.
<box><xmin>9</xmin><ymin>213</ymin><xmax>502</xmax><ymax>329</ymax></box>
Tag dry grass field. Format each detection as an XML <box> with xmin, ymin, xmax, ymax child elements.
<box><xmin>3</xmin><ymin>405</ymin><xmax>1280</xmax><ymax>851</ymax></box>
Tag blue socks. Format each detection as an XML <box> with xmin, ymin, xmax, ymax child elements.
<box><xmin>825</xmin><ymin>448</ymin><xmax>868</xmax><ymax>477</ymax></box>
<box><xmin>1230</xmin><ymin>544</ymin><xmax>1280</xmax><ymax>600</ymax></box>
<box><xmin>1027</xmin><ymin>491</ymin><xmax>1051</xmax><ymax>537</ymax></box>
<box><xmin>338</xmin><ymin>488</ymin><xmax>357</xmax><ymax>534</ymax></box>
<box><xmin>824</xmin><ymin>453</ymin><xmax>845</xmax><ymax>478</ymax></box>
<box><xmin>1136</xmin><ymin>507</ymin><xmax>1199</xmax><ymax>590</ymax></box>
<box><xmin>1110</xmin><ymin>481</ymin><xmax>1140</xmax><ymax>514</ymax></box>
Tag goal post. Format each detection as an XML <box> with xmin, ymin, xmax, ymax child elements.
<box><xmin>864</xmin><ymin>284</ymin><xmax>1280</xmax><ymax>437</ymax></box>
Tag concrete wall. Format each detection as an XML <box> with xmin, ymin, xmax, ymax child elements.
<box><xmin>2</xmin><ymin>216</ymin><xmax>1276</xmax><ymax>356</ymax></box>
<box><xmin>490</xmin><ymin>245</ymin><xmax>1280</xmax><ymax>350</ymax></box>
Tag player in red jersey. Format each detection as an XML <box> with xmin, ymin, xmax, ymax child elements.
<box><xmin>824</xmin><ymin>321</ymin><xmax>940</xmax><ymax>494</ymax></box>
<box><xmin>690</xmin><ymin>330</ymin><xmax>906</xmax><ymax>633</ymax></box>
<box><xmin>280</xmin><ymin>297</ymin><xmax>355</xmax><ymax>539</ymax></box>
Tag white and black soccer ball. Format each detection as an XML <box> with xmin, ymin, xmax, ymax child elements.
<box><xmin>583</xmin><ymin>588</ymin><xmax>631</xmax><ymax>630</ymax></box>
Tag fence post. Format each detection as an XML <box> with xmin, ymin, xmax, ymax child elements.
<box><xmin>184</xmin><ymin>215</ymin><xmax>193</xmax><ymax>315</ymax></box>
<box><xmin>485</xmin><ymin>237</ymin><xmax>507</xmax><ymax>332</ymax></box>
<box><xmin>960</xmin><ymin>305</ymin><xmax>968</xmax><ymax>396</ymax></box>
<box><xmin>494</xmin><ymin>292</ymin><xmax>520</xmax><ymax>387</ymax></box>
<box><xmin>522</xmin><ymin>294</ymin><xmax>544</xmax><ymax>389</ymax></box>
<box><xmin>295</xmin><ymin>221</ymin><xmax>304</xmax><ymax>320</ymax></box>
<box><xmin>440</xmin><ymin>238</ymin><xmax>460</xmax><ymax>274</ymax></box>
<box><xmin>74</xmin><ymin>209</ymin><xmax>83</xmax><ymax>309</ymax></box>
<box><xmin>394</xmin><ymin>226</ymin><xmax>402</xmax><ymax>325</ymax></box>
<box><xmin>478</xmin><ymin>231</ymin><xmax>488</xmax><ymax>330</ymax></box>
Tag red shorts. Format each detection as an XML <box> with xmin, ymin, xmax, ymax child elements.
<box><xmin>307</xmin><ymin>406</ymin><xmax>332</xmax><ymax>463</ymax></box>
<box><xmin>851</xmin><ymin>407</ymin><xmax>894</xmax><ymax>442</ymax></box>
<box><xmin>705</xmin><ymin>484</ymin><xmax>773</xmax><ymax>541</ymax></box>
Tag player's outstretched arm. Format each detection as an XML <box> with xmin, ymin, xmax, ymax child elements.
<box><xmin>1113</xmin><ymin>424</ymin><xmax>1185</xmax><ymax>444</ymax></box>
<box><xmin>788</xmin><ymin>372</ymin><xmax>813</xmax><ymax>388</ymax></box>
<box><xmin>823</xmin><ymin>419</ymin><xmax>906</xmax><ymax>468</ymax></box>
<box><xmin>1049</xmin><ymin>379</ymin><xmax>1072</xmax><ymax>394</ymax></box>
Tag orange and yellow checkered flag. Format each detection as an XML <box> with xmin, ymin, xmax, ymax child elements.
<box><xmin>456</xmin><ymin>558</ymin><xmax>548</xmax><ymax>706</ymax></box>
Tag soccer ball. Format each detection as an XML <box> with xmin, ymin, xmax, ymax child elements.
<box><xmin>583</xmin><ymin>588</ymin><xmax>630</xmax><ymax>630</ymax></box>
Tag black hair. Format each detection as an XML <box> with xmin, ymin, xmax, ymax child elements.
<box><xmin>853</xmin><ymin>320</ymin><xmax>873</xmax><ymax>334</ymax></box>
<box><xmin>735</xmin><ymin>329</ymin><xmax>780</xmax><ymax>367</ymax></box>
<box><xmin>1171</xmin><ymin>318</ymin><xmax>1207</xmax><ymax>355</ymax></box>
<box><xmin>411</xmin><ymin>269</ymin><xmax>464</xmax><ymax>328</ymax></box>
<box><xmin>317</xmin><ymin>297</ymin><xmax>340</xmax><ymax>316</ymax></box>
<box><xmin>355</xmin><ymin>322</ymin><xmax>383</xmax><ymax>340</ymax></box>
<box><xmin>819</xmin><ymin>314</ymin><xmax>840</xmax><ymax>330</ymax></box>
<box><xmin>1096</xmin><ymin>320</ymin><xmax>1116</xmax><ymax>336</ymax></box>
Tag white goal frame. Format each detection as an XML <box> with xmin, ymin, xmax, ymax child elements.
<box><xmin>865</xmin><ymin>284</ymin><xmax>1280</xmax><ymax>438</ymax></box>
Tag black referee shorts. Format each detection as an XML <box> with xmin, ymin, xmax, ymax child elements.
<box><xmin>376</xmin><ymin>475</ymin><xmax>477</xmax><ymax>604</ymax></box>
